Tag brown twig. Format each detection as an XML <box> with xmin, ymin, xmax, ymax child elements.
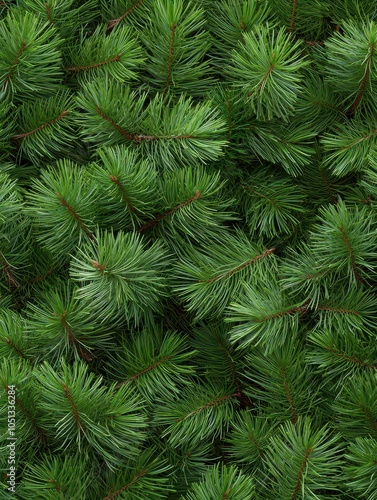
<box><xmin>339</xmin><ymin>226</ymin><xmax>365</xmax><ymax>284</ymax></box>
<box><xmin>4</xmin><ymin>337</ymin><xmax>27</xmax><ymax>359</ymax></box>
<box><xmin>3</xmin><ymin>41</ymin><xmax>27</xmax><ymax>91</ymax></box>
<box><xmin>115</xmin><ymin>356</ymin><xmax>171</xmax><ymax>389</ymax></box>
<box><xmin>138</xmin><ymin>190</ymin><xmax>201</xmax><ymax>233</ymax></box>
<box><xmin>59</xmin><ymin>311</ymin><xmax>93</xmax><ymax>362</ymax></box>
<box><xmin>12</xmin><ymin>111</ymin><xmax>68</xmax><ymax>140</ymax></box>
<box><xmin>63</xmin><ymin>385</ymin><xmax>84</xmax><ymax>429</ymax></box>
<box><xmin>45</xmin><ymin>3</ymin><xmax>53</xmax><ymax>24</ymax></box>
<box><xmin>166</xmin><ymin>24</ymin><xmax>177</xmax><ymax>92</ymax></box>
<box><xmin>109</xmin><ymin>175</ymin><xmax>136</xmax><ymax>212</ymax></box>
<box><xmin>203</xmin><ymin>248</ymin><xmax>276</xmax><ymax>283</ymax></box>
<box><xmin>347</xmin><ymin>43</ymin><xmax>375</xmax><ymax>116</ymax></box>
<box><xmin>289</xmin><ymin>0</ymin><xmax>298</xmax><ymax>33</ymax></box>
<box><xmin>55</xmin><ymin>192</ymin><xmax>97</xmax><ymax>243</ymax></box>
<box><xmin>103</xmin><ymin>470</ymin><xmax>147</xmax><ymax>500</ymax></box>
<box><xmin>292</xmin><ymin>448</ymin><xmax>313</xmax><ymax>499</ymax></box>
<box><xmin>65</xmin><ymin>55</ymin><xmax>122</xmax><ymax>72</ymax></box>
<box><xmin>107</xmin><ymin>0</ymin><xmax>143</xmax><ymax>34</ymax></box>
<box><xmin>176</xmin><ymin>392</ymin><xmax>238</xmax><ymax>422</ymax></box>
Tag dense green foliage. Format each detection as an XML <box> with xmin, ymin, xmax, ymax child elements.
<box><xmin>1</xmin><ymin>0</ymin><xmax>377</xmax><ymax>498</ymax></box>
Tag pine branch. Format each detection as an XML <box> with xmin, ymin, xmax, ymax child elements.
<box><xmin>0</xmin><ymin>310</ymin><xmax>36</xmax><ymax>361</ymax></box>
<box><xmin>2</xmin><ymin>3</ymin><xmax>377</xmax><ymax>496</ymax></box>
<box><xmin>101</xmin><ymin>447</ymin><xmax>173</xmax><ymax>499</ymax></box>
<box><xmin>229</xmin><ymin>25</ymin><xmax>309</xmax><ymax>120</ymax></box>
<box><xmin>0</xmin><ymin>221</ymin><xmax>33</xmax><ymax>301</ymax></box>
<box><xmin>108</xmin><ymin>176</ymin><xmax>135</xmax><ymax>212</ymax></box>
<box><xmin>89</xmin><ymin>146</ymin><xmax>158</xmax><ymax>231</ymax></box>
<box><xmin>55</xmin><ymin>192</ymin><xmax>97</xmax><ymax>242</ymax></box>
<box><xmin>104</xmin><ymin>470</ymin><xmax>147</xmax><ymax>500</ymax></box>
<box><xmin>25</xmin><ymin>160</ymin><xmax>99</xmax><ymax>260</ymax></box>
<box><xmin>12</xmin><ymin>91</ymin><xmax>76</xmax><ymax>163</ymax></box>
<box><xmin>34</xmin><ymin>359</ymin><xmax>148</xmax><ymax>466</ymax></box>
<box><xmin>20</xmin><ymin>454</ymin><xmax>92</xmax><ymax>499</ymax></box>
<box><xmin>95</xmin><ymin>104</ymin><xmax>136</xmax><ymax>141</ymax></box>
<box><xmin>204</xmin><ymin>248</ymin><xmax>276</xmax><ymax>284</ymax></box>
<box><xmin>1</xmin><ymin>257</ymin><xmax>19</xmax><ymax>290</ymax></box>
<box><xmin>11</xmin><ymin>391</ymin><xmax>49</xmax><ymax>445</ymax></box>
<box><xmin>63</xmin><ymin>384</ymin><xmax>84</xmax><ymax>430</ymax></box>
<box><xmin>324</xmin><ymin>20</ymin><xmax>377</xmax><ymax>116</ymax></box>
<box><xmin>243</xmin><ymin>342</ymin><xmax>321</xmax><ymax>424</ymax></box>
<box><xmin>24</xmin><ymin>281</ymin><xmax>114</xmax><ymax>364</ymax></box>
<box><xmin>226</xmin><ymin>276</ymin><xmax>306</xmax><ymax>351</ymax></box>
<box><xmin>138</xmin><ymin>190</ymin><xmax>201</xmax><ymax>233</ymax></box>
<box><xmin>0</xmin><ymin>102</ymin><xmax>15</xmax><ymax>154</ymax></box>
<box><xmin>190</xmin><ymin>322</ymin><xmax>245</xmax><ymax>389</ymax></box>
<box><xmin>64</xmin><ymin>25</ymin><xmax>145</xmax><ymax>84</ymax></box>
<box><xmin>339</xmin><ymin>226</ymin><xmax>365</xmax><ymax>283</ymax></box>
<box><xmin>344</xmin><ymin>437</ymin><xmax>377</xmax><ymax>499</ymax></box>
<box><xmin>226</xmin><ymin>412</ymin><xmax>276</xmax><ymax>472</ymax></box>
<box><xmin>66</xmin><ymin>55</ymin><xmax>122</xmax><ymax>72</ymax></box>
<box><xmin>266</xmin><ymin>0</ymin><xmax>329</xmax><ymax>40</ymax></box>
<box><xmin>322</xmin><ymin>120</ymin><xmax>377</xmax><ymax>176</ymax></box>
<box><xmin>264</xmin><ymin>418</ymin><xmax>343</xmax><ymax>498</ymax></box>
<box><xmin>57</xmin><ymin>311</ymin><xmax>93</xmax><ymax>362</ymax></box>
<box><xmin>3</xmin><ymin>40</ymin><xmax>27</xmax><ymax>91</ymax></box>
<box><xmin>174</xmin><ymin>230</ymin><xmax>275</xmax><ymax>320</ymax></box>
<box><xmin>107</xmin><ymin>326</ymin><xmax>196</xmax><ymax>403</ymax></box>
<box><xmin>13</xmin><ymin>110</ymin><xmax>68</xmax><ymax>140</ymax></box>
<box><xmin>142</xmin><ymin>0</ymin><xmax>212</xmax><ymax>96</ymax></box>
<box><xmin>332</xmin><ymin>371</ymin><xmax>377</xmax><ymax>440</ymax></box>
<box><xmin>76</xmin><ymin>77</ymin><xmax>227</xmax><ymax>167</ymax></box>
<box><xmin>311</xmin><ymin>199</ymin><xmax>376</xmax><ymax>285</ymax></box>
<box><xmin>0</xmin><ymin>358</ymin><xmax>48</xmax><ymax>446</ymax></box>
<box><xmin>136</xmin><ymin>165</ymin><xmax>235</xmax><ymax>250</ymax></box>
<box><xmin>155</xmin><ymin>382</ymin><xmax>239</xmax><ymax>447</ymax></box>
<box><xmin>347</xmin><ymin>41</ymin><xmax>375</xmax><ymax>115</ymax></box>
<box><xmin>238</xmin><ymin>166</ymin><xmax>306</xmax><ymax>237</ymax></box>
<box><xmin>70</xmin><ymin>229</ymin><xmax>171</xmax><ymax>326</ymax></box>
<box><xmin>106</xmin><ymin>0</ymin><xmax>144</xmax><ymax>33</ymax></box>
<box><xmin>16</xmin><ymin>0</ymin><xmax>99</xmax><ymax>39</ymax></box>
<box><xmin>206</xmin><ymin>0</ymin><xmax>270</xmax><ymax>65</ymax></box>
<box><xmin>0</xmin><ymin>10</ymin><xmax>63</xmax><ymax>100</ymax></box>
<box><xmin>185</xmin><ymin>463</ymin><xmax>255</xmax><ymax>500</ymax></box>
<box><xmin>0</xmin><ymin>172</ymin><xmax>23</xmax><ymax>225</ymax></box>
<box><xmin>294</xmin><ymin>74</ymin><xmax>346</xmax><ymax>132</ymax></box>
<box><xmin>281</xmin><ymin>199</ymin><xmax>377</xmax><ymax>306</ymax></box>
<box><xmin>308</xmin><ymin>328</ymin><xmax>377</xmax><ymax>385</ymax></box>
<box><xmin>247</xmin><ymin>119</ymin><xmax>316</xmax><ymax>176</ymax></box>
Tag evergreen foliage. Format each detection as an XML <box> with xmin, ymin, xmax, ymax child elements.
<box><xmin>142</xmin><ymin>0</ymin><xmax>212</xmax><ymax>96</ymax></box>
<box><xmin>64</xmin><ymin>25</ymin><xmax>145</xmax><ymax>85</ymax></box>
<box><xmin>1</xmin><ymin>0</ymin><xmax>377</xmax><ymax>498</ymax></box>
<box><xmin>228</xmin><ymin>25</ymin><xmax>309</xmax><ymax>121</ymax></box>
